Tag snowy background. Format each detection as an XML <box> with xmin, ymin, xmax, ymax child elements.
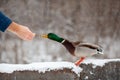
<box><xmin>0</xmin><ymin>0</ymin><xmax>120</xmax><ymax>64</ymax></box>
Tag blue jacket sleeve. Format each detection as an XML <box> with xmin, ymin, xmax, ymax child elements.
<box><xmin>0</xmin><ymin>11</ymin><xmax>12</xmax><ymax>32</ymax></box>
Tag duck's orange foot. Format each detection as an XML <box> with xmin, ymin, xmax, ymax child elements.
<box><xmin>75</xmin><ymin>57</ymin><xmax>85</xmax><ymax>66</ymax></box>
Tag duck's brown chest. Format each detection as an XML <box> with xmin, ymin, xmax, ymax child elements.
<box><xmin>62</xmin><ymin>40</ymin><xmax>75</xmax><ymax>56</ymax></box>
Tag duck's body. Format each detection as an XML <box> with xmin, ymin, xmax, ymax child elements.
<box><xmin>75</xmin><ymin>45</ymin><xmax>97</xmax><ymax>57</ymax></box>
<box><xmin>41</xmin><ymin>33</ymin><xmax>103</xmax><ymax>66</ymax></box>
<box><xmin>61</xmin><ymin>40</ymin><xmax>102</xmax><ymax>57</ymax></box>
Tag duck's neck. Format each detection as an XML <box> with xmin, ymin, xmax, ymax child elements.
<box><xmin>48</xmin><ymin>33</ymin><xmax>65</xmax><ymax>43</ymax></box>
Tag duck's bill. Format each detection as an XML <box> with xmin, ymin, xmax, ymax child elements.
<box><xmin>40</xmin><ymin>34</ymin><xmax>48</xmax><ymax>38</ymax></box>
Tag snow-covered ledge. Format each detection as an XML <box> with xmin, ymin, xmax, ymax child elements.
<box><xmin>0</xmin><ymin>62</ymin><xmax>81</xmax><ymax>80</ymax></box>
<box><xmin>0</xmin><ymin>59</ymin><xmax>120</xmax><ymax>80</ymax></box>
<box><xmin>79</xmin><ymin>59</ymin><xmax>120</xmax><ymax>80</ymax></box>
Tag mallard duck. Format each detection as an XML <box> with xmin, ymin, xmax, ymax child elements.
<box><xmin>41</xmin><ymin>33</ymin><xmax>103</xmax><ymax>66</ymax></box>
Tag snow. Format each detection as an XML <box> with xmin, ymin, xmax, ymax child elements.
<box><xmin>0</xmin><ymin>62</ymin><xmax>82</xmax><ymax>76</ymax></box>
<box><xmin>83</xmin><ymin>59</ymin><xmax>120</xmax><ymax>68</ymax></box>
<box><xmin>0</xmin><ymin>59</ymin><xmax>119</xmax><ymax>76</ymax></box>
<box><xmin>85</xmin><ymin>76</ymin><xmax>88</xmax><ymax>79</ymax></box>
<box><xmin>90</xmin><ymin>71</ymin><xmax>93</xmax><ymax>74</ymax></box>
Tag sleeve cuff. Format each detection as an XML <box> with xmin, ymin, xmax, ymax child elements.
<box><xmin>0</xmin><ymin>12</ymin><xmax>12</xmax><ymax>32</ymax></box>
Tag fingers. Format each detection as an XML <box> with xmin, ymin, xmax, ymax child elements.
<box><xmin>19</xmin><ymin>27</ymin><xmax>36</xmax><ymax>41</ymax></box>
<box><xmin>23</xmin><ymin>32</ymin><xmax>36</xmax><ymax>41</ymax></box>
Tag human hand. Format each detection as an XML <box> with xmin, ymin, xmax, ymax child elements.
<box><xmin>7</xmin><ymin>22</ymin><xmax>35</xmax><ymax>40</ymax></box>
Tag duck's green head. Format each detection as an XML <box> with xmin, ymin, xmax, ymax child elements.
<box><xmin>41</xmin><ymin>33</ymin><xmax>64</xmax><ymax>43</ymax></box>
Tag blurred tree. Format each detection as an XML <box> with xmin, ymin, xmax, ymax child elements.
<box><xmin>0</xmin><ymin>0</ymin><xmax>120</xmax><ymax>63</ymax></box>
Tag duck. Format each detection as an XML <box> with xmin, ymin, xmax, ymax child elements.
<box><xmin>41</xmin><ymin>33</ymin><xmax>103</xmax><ymax>66</ymax></box>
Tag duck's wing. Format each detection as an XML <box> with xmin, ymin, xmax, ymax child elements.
<box><xmin>78</xmin><ymin>43</ymin><xmax>100</xmax><ymax>50</ymax></box>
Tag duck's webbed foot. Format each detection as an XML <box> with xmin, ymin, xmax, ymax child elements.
<box><xmin>75</xmin><ymin>57</ymin><xmax>85</xmax><ymax>66</ymax></box>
